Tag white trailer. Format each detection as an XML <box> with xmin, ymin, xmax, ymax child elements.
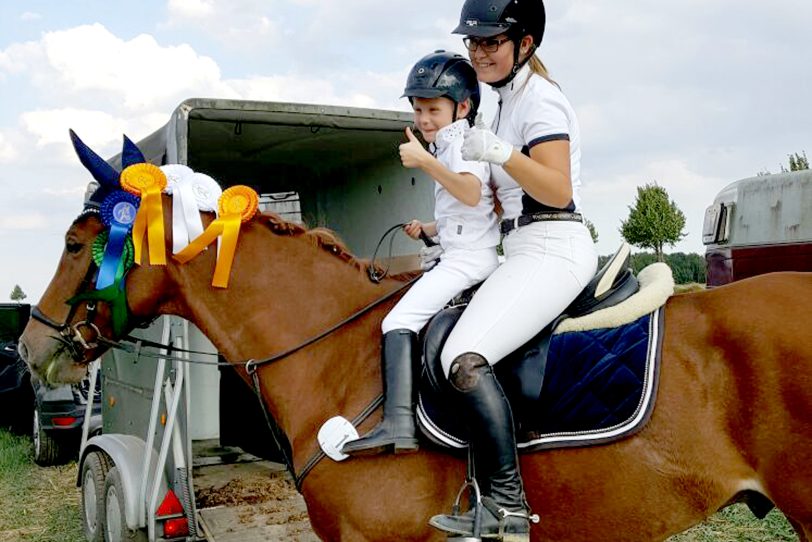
<box><xmin>76</xmin><ymin>99</ymin><xmax>434</xmax><ymax>541</ymax></box>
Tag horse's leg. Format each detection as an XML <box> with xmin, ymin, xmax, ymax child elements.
<box><xmin>302</xmin><ymin>451</ymin><xmax>466</xmax><ymax>542</ymax></box>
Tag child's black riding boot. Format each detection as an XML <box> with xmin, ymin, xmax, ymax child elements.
<box><xmin>341</xmin><ymin>329</ymin><xmax>419</xmax><ymax>456</ymax></box>
<box><xmin>429</xmin><ymin>352</ymin><xmax>533</xmax><ymax>541</ymax></box>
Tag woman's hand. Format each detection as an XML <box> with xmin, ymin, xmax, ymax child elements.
<box><xmin>399</xmin><ymin>127</ymin><xmax>431</xmax><ymax>169</ymax></box>
<box><xmin>461</xmin><ymin>114</ymin><xmax>514</xmax><ymax>165</ymax></box>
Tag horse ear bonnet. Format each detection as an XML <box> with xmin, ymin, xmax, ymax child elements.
<box><xmin>122</xmin><ymin>134</ymin><xmax>146</xmax><ymax>168</ymax></box>
<box><xmin>71</xmin><ymin>130</ymin><xmax>146</xmax><ymax>209</ymax></box>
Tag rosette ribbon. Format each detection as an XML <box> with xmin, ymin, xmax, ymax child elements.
<box><xmin>121</xmin><ymin>163</ymin><xmax>168</xmax><ymax>266</ymax></box>
<box><xmin>97</xmin><ymin>191</ymin><xmax>139</xmax><ymax>289</ymax></box>
<box><xmin>167</xmin><ymin>170</ymin><xmax>222</xmax><ymax>254</ymax></box>
<box><xmin>174</xmin><ymin>185</ymin><xmax>259</xmax><ymax>288</ymax></box>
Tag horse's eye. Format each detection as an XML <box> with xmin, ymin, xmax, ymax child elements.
<box><xmin>66</xmin><ymin>241</ymin><xmax>83</xmax><ymax>254</ymax></box>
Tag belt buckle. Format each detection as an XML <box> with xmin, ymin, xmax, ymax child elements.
<box><xmin>506</xmin><ymin>217</ymin><xmax>519</xmax><ymax>234</ymax></box>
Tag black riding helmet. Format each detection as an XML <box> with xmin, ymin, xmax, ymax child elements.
<box><xmin>453</xmin><ymin>0</ymin><xmax>546</xmax><ymax>87</ymax></box>
<box><xmin>402</xmin><ymin>50</ymin><xmax>481</xmax><ymax>126</ymax></box>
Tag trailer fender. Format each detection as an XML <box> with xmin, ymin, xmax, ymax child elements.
<box><xmin>78</xmin><ymin>434</ymin><xmax>166</xmax><ymax>530</ymax></box>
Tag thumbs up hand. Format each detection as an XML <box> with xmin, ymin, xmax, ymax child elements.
<box><xmin>399</xmin><ymin>126</ymin><xmax>431</xmax><ymax>169</ymax></box>
<box><xmin>462</xmin><ymin>114</ymin><xmax>514</xmax><ymax>165</ymax></box>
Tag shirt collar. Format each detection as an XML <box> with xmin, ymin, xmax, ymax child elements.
<box><xmin>496</xmin><ymin>64</ymin><xmax>532</xmax><ymax>101</ymax></box>
<box><xmin>434</xmin><ymin>119</ymin><xmax>468</xmax><ymax>150</ymax></box>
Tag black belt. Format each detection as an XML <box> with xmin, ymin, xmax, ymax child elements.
<box><xmin>500</xmin><ymin>212</ymin><xmax>583</xmax><ymax>235</ymax></box>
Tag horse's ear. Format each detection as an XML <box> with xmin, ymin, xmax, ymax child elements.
<box><xmin>121</xmin><ymin>134</ymin><xmax>146</xmax><ymax>168</ymax></box>
<box><xmin>69</xmin><ymin>129</ymin><xmax>120</xmax><ymax>189</ymax></box>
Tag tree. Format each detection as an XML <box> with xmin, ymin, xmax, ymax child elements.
<box><xmin>10</xmin><ymin>284</ymin><xmax>27</xmax><ymax>303</ymax></box>
<box><xmin>584</xmin><ymin>218</ymin><xmax>599</xmax><ymax>243</ymax></box>
<box><xmin>620</xmin><ymin>182</ymin><xmax>686</xmax><ymax>262</ymax></box>
<box><xmin>781</xmin><ymin>151</ymin><xmax>809</xmax><ymax>172</ymax></box>
<box><xmin>760</xmin><ymin>150</ymin><xmax>809</xmax><ymax>175</ymax></box>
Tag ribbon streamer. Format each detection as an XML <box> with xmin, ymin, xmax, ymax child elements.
<box><xmin>170</xmin><ymin>171</ymin><xmax>221</xmax><ymax>254</ymax></box>
<box><xmin>121</xmin><ymin>163</ymin><xmax>168</xmax><ymax>266</ymax></box>
<box><xmin>97</xmin><ymin>192</ymin><xmax>139</xmax><ymax>289</ymax></box>
<box><xmin>174</xmin><ymin>185</ymin><xmax>258</xmax><ymax>288</ymax></box>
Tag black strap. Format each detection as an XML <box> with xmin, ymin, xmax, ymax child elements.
<box><xmin>500</xmin><ymin>212</ymin><xmax>583</xmax><ymax>235</ymax></box>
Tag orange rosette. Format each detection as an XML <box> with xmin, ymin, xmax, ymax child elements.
<box><xmin>121</xmin><ymin>163</ymin><xmax>168</xmax><ymax>265</ymax></box>
<box><xmin>174</xmin><ymin>185</ymin><xmax>259</xmax><ymax>288</ymax></box>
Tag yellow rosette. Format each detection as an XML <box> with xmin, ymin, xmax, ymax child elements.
<box><xmin>121</xmin><ymin>163</ymin><xmax>168</xmax><ymax>265</ymax></box>
<box><xmin>174</xmin><ymin>185</ymin><xmax>259</xmax><ymax>288</ymax></box>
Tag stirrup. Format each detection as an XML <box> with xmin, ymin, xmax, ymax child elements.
<box><xmin>445</xmin><ymin>475</ymin><xmax>484</xmax><ymax>541</ymax></box>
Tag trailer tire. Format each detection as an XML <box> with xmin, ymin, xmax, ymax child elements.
<box><xmin>104</xmin><ymin>466</ymin><xmax>148</xmax><ymax>542</ymax></box>
<box><xmin>81</xmin><ymin>451</ymin><xmax>110</xmax><ymax>542</ymax></box>
<box><xmin>32</xmin><ymin>405</ymin><xmax>61</xmax><ymax>466</ymax></box>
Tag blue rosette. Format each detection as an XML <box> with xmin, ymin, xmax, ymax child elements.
<box><xmin>98</xmin><ymin>191</ymin><xmax>140</xmax><ymax>289</ymax></box>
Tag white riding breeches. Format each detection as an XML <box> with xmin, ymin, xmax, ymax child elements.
<box><xmin>382</xmin><ymin>247</ymin><xmax>499</xmax><ymax>334</ymax></box>
<box><xmin>440</xmin><ymin>220</ymin><xmax>598</xmax><ymax>376</ymax></box>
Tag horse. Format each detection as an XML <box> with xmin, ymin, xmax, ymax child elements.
<box><xmin>18</xmin><ymin>199</ymin><xmax>812</xmax><ymax>541</ymax></box>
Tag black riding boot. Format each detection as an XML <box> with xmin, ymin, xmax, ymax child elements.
<box><xmin>429</xmin><ymin>353</ymin><xmax>532</xmax><ymax>541</ymax></box>
<box><xmin>341</xmin><ymin>329</ymin><xmax>419</xmax><ymax>456</ymax></box>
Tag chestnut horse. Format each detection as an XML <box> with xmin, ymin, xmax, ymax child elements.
<box><xmin>18</xmin><ymin>204</ymin><xmax>812</xmax><ymax>541</ymax></box>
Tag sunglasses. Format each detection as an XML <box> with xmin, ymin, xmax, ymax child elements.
<box><xmin>462</xmin><ymin>36</ymin><xmax>511</xmax><ymax>53</ymax></box>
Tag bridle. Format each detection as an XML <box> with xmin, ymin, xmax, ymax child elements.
<box><xmin>30</xmin><ymin>211</ymin><xmax>122</xmax><ymax>364</ymax></box>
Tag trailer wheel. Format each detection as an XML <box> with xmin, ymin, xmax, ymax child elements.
<box><xmin>32</xmin><ymin>405</ymin><xmax>61</xmax><ymax>466</ymax></box>
<box><xmin>104</xmin><ymin>467</ymin><xmax>148</xmax><ymax>542</ymax></box>
<box><xmin>81</xmin><ymin>451</ymin><xmax>110</xmax><ymax>542</ymax></box>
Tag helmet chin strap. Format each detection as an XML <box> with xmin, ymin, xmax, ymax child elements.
<box><xmin>488</xmin><ymin>42</ymin><xmax>537</xmax><ymax>89</ymax></box>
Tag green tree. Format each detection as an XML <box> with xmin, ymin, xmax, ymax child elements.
<box><xmin>620</xmin><ymin>183</ymin><xmax>686</xmax><ymax>262</ymax></box>
<box><xmin>10</xmin><ymin>284</ymin><xmax>27</xmax><ymax>303</ymax></box>
<box><xmin>584</xmin><ymin>218</ymin><xmax>599</xmax><ymax>243</ymax></box>
<box><xmin>761</xmin><ymin>150</ymin><xmax>809</xmax><ymax>175</ymax></box>
<box><xmin>782</xmin><ymin>151</ymin><xmax>809</xmax><ymax>172</ymax></box>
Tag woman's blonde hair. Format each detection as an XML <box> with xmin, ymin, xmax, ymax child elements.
<box><xmin>528</xmin><ymin>54</ymin><xmax>557</xmax><ymax>87</ymax></box>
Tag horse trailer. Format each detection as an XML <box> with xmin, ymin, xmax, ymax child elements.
<box><xmin>77</xmin><ymin>99</ymin><xmax>434</xmax><ymax>541</ymax></box>
<box><xmin>703</xmin><ymin>169</ymin><xmax>812</xmax><ymax>287</ymax></box>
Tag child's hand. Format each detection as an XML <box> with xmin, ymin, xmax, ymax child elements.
<box><xmin>399</xmin><ymin>127</ymin><xmax>431</xmax><ymax>169</ymax></box>
<box><xmin>403</xmin><ymin>219</ymin><xmax>423</xmax><ymax>240</ymax></box>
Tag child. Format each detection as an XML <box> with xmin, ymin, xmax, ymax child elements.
<box><xmin>342</xmin><ymin>50</ymin><xmax>500</xmax><ymax>456</ymax></box>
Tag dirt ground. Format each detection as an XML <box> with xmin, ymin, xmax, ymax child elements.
<box><xmin>194</xmin><ymin>460</ymin><xmax>319</xmax><ymax>541</ymax></box>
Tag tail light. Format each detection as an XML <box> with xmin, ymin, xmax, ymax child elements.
<box><xmin>156</xmin><ymin>489</ymin><xmax>190</xmax><ymax>538</ymax></box>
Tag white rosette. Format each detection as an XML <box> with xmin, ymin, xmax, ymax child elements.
<box><xmin>162</xmin><ymin>165</ymin><xmax>222</xmax><ymax>254</ymax></box>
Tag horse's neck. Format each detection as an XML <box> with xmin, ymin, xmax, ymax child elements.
<box><xmin>172</xmin><ymin>222</ymin><xmax>407</xmax><ymax>466</ymax></box>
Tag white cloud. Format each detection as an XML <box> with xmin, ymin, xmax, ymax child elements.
<box><xmin>165</xmin><ymin>0</ymin><xmax>281</xmax><ymax>49</ymax></box>
<box><xmin>0</xmin><ymin>212</ymin><xmax>48</xmax><ymax>232</ymax></box>
<box><xmin>167</xmin><ymin>0</ymin><xmax>214</xmax><ymax>19</ymax></box>
<box><xmin>21</xmin><ymin>108</ymin><xmax>126</xmax><ymax>148</ymax></box>
<box><xmin>0</xmin><ymin>133</ymin><xmax>18</xmax><ymax>163</ymax></box>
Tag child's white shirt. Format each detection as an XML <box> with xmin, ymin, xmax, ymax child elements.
<box><xmin>431</xmin><ymin>120</ymin><xmax>500</xmax><ymax>250</ymax></box>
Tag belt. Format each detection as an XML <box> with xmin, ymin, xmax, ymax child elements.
<box><xmin>500</xmin><ymin>212</ymin><xmax>583</xmax><ymax>235</ymax></box>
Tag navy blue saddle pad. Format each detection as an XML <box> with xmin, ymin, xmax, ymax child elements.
<box><xmin>416</xmin><ymin>306</ymin><xmax>665</xmax><ymax>452</ymax></box>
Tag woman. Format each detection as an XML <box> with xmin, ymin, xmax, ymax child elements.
<box><xmin>429</xmin><ymin>0</ymin><xmax>598</xmax><ymax>539</ymax></box>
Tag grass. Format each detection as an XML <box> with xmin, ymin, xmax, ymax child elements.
<box><xmin>0</xmin><ymin>428</ymin><xmax>799</xmax><ymax>541</ymax></box>
<box><xmin>0</xmin><ymin>430</ymin><xmax>83</xmax><ymax>542</ymax></box>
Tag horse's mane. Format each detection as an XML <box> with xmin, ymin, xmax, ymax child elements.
<box><xmin>259</xmin><ymin>211</ymin><xmax>419</xmax><ymax>281</ymax></box>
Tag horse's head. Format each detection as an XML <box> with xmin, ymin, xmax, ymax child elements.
<box><xmin>18</xmin><ymin>131</ymin><xmax>170</xmax><ymax>385</ymax></box>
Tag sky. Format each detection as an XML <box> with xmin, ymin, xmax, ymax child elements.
<box><xmin>1</xmin><ymin>0</ymin><xmax>810</xmax><ymax>302</ymax></box>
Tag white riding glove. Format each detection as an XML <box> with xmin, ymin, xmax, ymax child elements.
<box><xmin>461</xmin><ymin>113</ymin><xmax>514</xmax><ymax>165</ymax></box>
<box><xmin>418</xmin><ymin>243</ymin><xmax>444</xmax><ymax>271</ymax></box>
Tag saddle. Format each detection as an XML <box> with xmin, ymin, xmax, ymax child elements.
<box><xmin>416</xmin><ymin>243</ymin><xmax>671</xmax><ymax>452</ymax></box>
